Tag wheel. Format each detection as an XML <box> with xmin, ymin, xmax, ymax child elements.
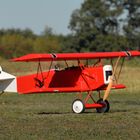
<box><xmin>96</xmin><ymin>98</ymin><xmax>110</xmax><ymax>113</ymax></box>
<box><xmin>72</xmin><ymin>99</ymin><xmax>85</xmax><ymax>114</ymax></box>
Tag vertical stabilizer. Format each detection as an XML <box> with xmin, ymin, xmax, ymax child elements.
<box><xmin>0</xmin><ymin>66</ymin><xmax>17</xmax><ymax>93</ymax></box>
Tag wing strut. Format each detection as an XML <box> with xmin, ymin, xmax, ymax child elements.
<box><xmin>34</xmin><ymin>61</ymin><xmax>45</xmax><ymax>88</ymax></box>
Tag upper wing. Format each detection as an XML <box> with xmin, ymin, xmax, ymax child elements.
<box><xmin>12</xmin><ymin>51</ymin><xmax>140</xmax><ymax>62</ymax></box>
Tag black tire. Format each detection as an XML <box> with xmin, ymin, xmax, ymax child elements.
<box><xmin>72</xmin><ymin>99</ymin><xmax>85</xmax><ymax>114</ymax></box>
<box><xmin>96</xmin><ymin>98</ymin><xmax>110</xmax><ymax>113</ymax></box>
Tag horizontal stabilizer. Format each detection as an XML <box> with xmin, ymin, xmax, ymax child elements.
<box><xmin>0</xmin><ymin>66</ymin><xmax>17</xmax><ymax>92</ymax></box>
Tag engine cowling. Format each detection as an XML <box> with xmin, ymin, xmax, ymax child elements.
<box><xmin>103</xmin><ymin>65</ymin><xmax>113</xmax><ymax>85</ymax></box>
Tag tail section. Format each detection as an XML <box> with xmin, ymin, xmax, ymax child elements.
<box><xmin>0</xmin><ymin>66</ymin><xmax>17</xmax><ymax>93</ymax></box>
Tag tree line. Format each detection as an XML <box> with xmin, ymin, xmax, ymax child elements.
<box><xmin>0</xmin><ymin>0</ymin><xmax>139</xmax><ymax>59</ymax></box>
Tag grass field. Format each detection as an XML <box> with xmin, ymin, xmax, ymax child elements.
<box><xmin>0</xmin><ymin>92</ymin><xmax>140</xmax><ymax>140</ymax></box>
<box><xmin>0</xmin><ymin>60</ymin><xmax>140</xmax><ymax>140</ymax></box>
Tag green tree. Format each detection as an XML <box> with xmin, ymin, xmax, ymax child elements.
<box><xmin>0</xmin><ymin>28</ymin><xmax>63</xmax><ymax>59</ymax></box>
<box><xmin>68</xmin><ymin>0</ymin><xmax>133</xmax><ymax>52</ymax></box>
<box><xmin>41</xmin><ymin>26</ymin><xmax>53</xmax><ymax>37</ymax></box>
<box><xmin>123</xmin><ymin>0</ymin><xmax>140</xmax><ymax>49</ymax></box>
<box><xmin>0</xmin><ymin>34</ymin><xmax>34</xmax><ymax>58</ymax></box>
<box><xmin>33</xmin><ymin>35</ymin><xmax>61</xmax><ymax>53</ymax></box>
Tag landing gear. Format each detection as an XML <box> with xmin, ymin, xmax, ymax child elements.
<box><xmin>96</xmin><ymin>98</ymin><xmax>110</xmax><ymax>113</ymax></box>
<box><xmin>72</xmin><ymin>92</ymin><xmax>110</xmax><ymax>114</ymax></box>
<box><xmin>72</xmin><ymin>99</ymin><xmax>85</xmax><ymax>114</ymax></box>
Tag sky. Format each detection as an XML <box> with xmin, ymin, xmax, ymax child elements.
<box><xmin>0</xmin><ymin>0</ymin><xmax>84</xmax><ymax>35</ymax></box>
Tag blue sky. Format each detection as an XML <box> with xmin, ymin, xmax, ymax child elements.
<box><xmin>0</xmin><ymin>0</ymin><xmax>84</xmax><ymax>35</ymax></box>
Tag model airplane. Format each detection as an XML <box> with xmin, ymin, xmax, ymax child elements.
<box><xmin>0</xmin><ymin>51</ymin><xmax>140</xmax><ymax>113</ymax></box>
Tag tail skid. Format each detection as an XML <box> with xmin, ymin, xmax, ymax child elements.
<box><xmin>0</xmin><ymin>66</ymin><xmax>17</xmax><ymax>93</ymax></box>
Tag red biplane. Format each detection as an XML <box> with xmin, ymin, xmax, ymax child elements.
<box><xmin>0</xmin><ymin>51</ymin><xmax>140</xmax><ymax>113</ymax></box>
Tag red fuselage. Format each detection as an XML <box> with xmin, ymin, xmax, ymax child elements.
<box><xmin>17</xmin><ymin>65</ymin><xmax>107</xmax><ymax>94</ymax></box>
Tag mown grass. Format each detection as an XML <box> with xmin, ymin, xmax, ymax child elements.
<box><xmin>0</xmin><ymin>59</ymin><xmax>140</xmax><ymax>140</ymax></box>
<box><xmin>0</xmin><ymin>92</ymin><xmax>140</xmax><ymax>140</ymax></box>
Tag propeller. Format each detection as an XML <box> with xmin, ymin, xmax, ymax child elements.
<box><xmin>103</xmin><ymin>76</ymin><xmax>113</xmax><ymax>101</ymax></box>
<box><xmin>103</xmin><ymin>57</ymin><xmax>121</xmax><ymax>101</ymax></box>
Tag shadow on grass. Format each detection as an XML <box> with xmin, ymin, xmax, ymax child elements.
<box><xmin>37</xmin><ymin>112</ymin><xmax>72</xmax><ymax>115</ymax></box>
<box><xmin>37</xmin><ymin>111</ymin><xmax>97</xmax><ymax>115</ymax></box>
<box><xmin>124</xmin><ymin>100</ymin><xmax>140</xmax><ymax>105</ymax></box>
<box><xmin>110</xmin><ymin>109</ymin><xmax>129</xmax><ymax>113</ymax></box>
<box><xmin>110</xmin><ymin>109</ymin><xmax>140</xmax><ymax>115</ymax></box>
<box><xmin>112</xmin><ymin>100</ymin><xmax>140</xmax><ymax>105</ymax></box>
<box><xmin>37</xmin><ymin>110</ymin><xmax>138</xmax><ymax>116</ymax></box>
